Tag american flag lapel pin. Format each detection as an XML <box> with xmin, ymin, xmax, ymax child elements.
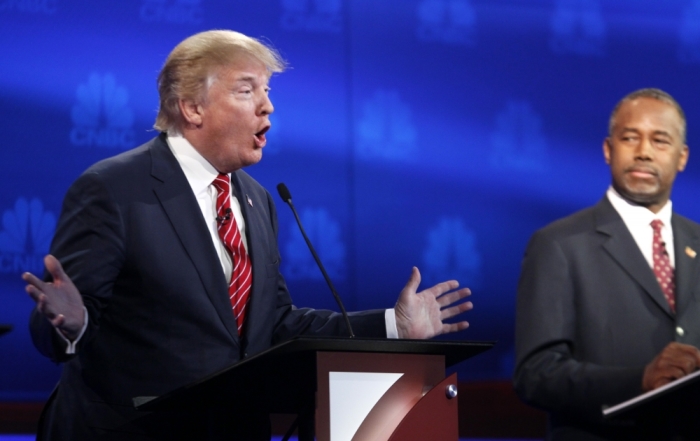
<box><xmin>686</xmin><ymin>246</ymin><xmax>697</xmax><ymax>259</ymax></box>
<box><xmin>247</xmin><ymin>195</ymin><xmax>253</xmax><ymax>207</ymax></box>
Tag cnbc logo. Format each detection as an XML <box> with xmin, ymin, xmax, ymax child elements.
<box><xmin>0</xmin><ymin>198</ymin><xmax>55</xmax><ymax>275</ymax></box>
<box><xmin>139</xmin><ymin>0</ymin><xmax>203</xmax><ymax>25</ymax></box>
<box><xmin>69</xmin><ymin>73</ymin><xmax>136</xmax><ymax>149</ymax></box>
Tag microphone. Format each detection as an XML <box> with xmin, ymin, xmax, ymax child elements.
<box><xmin>276</xmin><ymin>183</ymin><xmax>355</xmax><ymax>338</ymax></box>
<box><xmin>216</xmin><ymin>208</ymin><xmax>232</xmax><ymax>223</ymax></box>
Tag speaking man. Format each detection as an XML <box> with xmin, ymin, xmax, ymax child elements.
<box><xmin>23</xmin><ymin>30</ymin><xmax>473</xmax><ymax>441</ymax></box>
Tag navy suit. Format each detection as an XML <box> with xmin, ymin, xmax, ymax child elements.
<box><xmin>514</xmin><ymin>197</ymin><xmax>700</xmax><ymax>440</ymax></box>
<box><xmin>30</xmin><ymin>134</ymin><xmax>386</xmax><ymax>440</ymax></box>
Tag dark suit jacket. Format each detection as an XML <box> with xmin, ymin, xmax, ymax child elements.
<box><xmin>30</xmin><ymin>134</ymin><xmax>386</xmax><ymax>440</ymax></box>
<box><xmin>514</xmin><ymin>196</ymin><xmax>700</xmax><ymax>440</ymax></box>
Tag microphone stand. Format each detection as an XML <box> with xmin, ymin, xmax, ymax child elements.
<box><xmin>276</xmin><ymin>183</ymin><xmax>355</xmax><ymax>338</ymax></box>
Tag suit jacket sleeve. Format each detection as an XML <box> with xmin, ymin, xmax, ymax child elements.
<box><xmin>29</xmin><ymin>170</ymin><xmax>125</xmax><ymax>362</ymax></box>
<box><xmin>260</xmin><ymin>187</ymin><xmax>387</xmax><ymax>342</ymax></box>
<box><xmin>513</xmin><ymin>230</ymin><xmax>644</xmax><ymax>421</ymax></box>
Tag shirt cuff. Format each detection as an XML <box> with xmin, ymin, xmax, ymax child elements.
<box><xmin>55</xmin><ymin>307</ymin><xmax>89</xmax><ymax>355</ymax></box>
<box><xmin>385</xmin><ymin>308</ymin><xmax>398</xmax><ymax>339</ymax></box>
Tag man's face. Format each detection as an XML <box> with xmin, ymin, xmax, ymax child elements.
<box><xmin>189</xmin><ymin>56</ymin><xmax>274</xmax><ymax>173</ymax></box>
<box><xmin>604</xmin><ymin>97</ymin><xmax>689</xmax><ymax>213</ymax></box>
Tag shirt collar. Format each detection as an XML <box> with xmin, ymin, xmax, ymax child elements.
<box><xmin>166</xmin><ymin>131</ymin><xmax>221</xmax><ymax>197</ymax></box>
<box><xmin>606</xmin><ymin>186</ymin><xmax>673</xmax><ymax>229</ymax></box>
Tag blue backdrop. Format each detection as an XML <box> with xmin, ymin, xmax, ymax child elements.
<box><xmin>1</xmin><ymin>0</ymin><xmax>700</xmax><ymax>401</ymax></box>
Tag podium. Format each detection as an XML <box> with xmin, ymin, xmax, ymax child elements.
<box><xmin>603</xmin><ymin>370</ymin><xmax>700</xmax><ymax>439</ymax></box>
<box><xmin>135</xmin><ymin>336</ymin><xmax>493</xmax><ymax>441</ymax></box>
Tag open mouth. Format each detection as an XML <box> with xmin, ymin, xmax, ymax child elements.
<box><xmin>254</xmin><ymin>125</ymin><xmax>270</xmax><ymax>147</ymax></box>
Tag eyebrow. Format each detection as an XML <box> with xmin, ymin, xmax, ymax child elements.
<box><xmin>233</xmin><ymin>74</ymin><xmax>270</xmax><ymax>89</ymax></box>
<box><xmin>620</xmin><ymin>128</ymin><xmax>673</xmax><ymax>138</ymax></box>
<box><xmin>235</xmin><ymin>74</ymin><xmax>258</xmax><ymax>83</ymax></box>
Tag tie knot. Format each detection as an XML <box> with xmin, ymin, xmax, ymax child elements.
<box><xmin>213</xmin><ymin>173</ymin><xmax>230</xmax><ymax>194</ymax></box>
<box><xmin>651</xmin><ymin>219</ymin><xmax>664</xmax><ymax>232</ymax></box>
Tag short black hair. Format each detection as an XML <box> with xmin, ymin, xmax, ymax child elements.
<box><xmin>608</xmin><ymin>88</ymin><xmax>686</xmax><ymax>143</ymax></box>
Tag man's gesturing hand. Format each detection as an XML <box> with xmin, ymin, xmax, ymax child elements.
<box><xmin>395</xmin><ymin>267</ymin><xmax>473</xmax><ymax>339</ymax></box>
<box><xmin>23</xmin><ymin>255</ymin><xmax>85</xmax><ymax>341</ymax></box>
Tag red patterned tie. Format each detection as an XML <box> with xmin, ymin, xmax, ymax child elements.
<box><xmin>212</xmin><ymin>173</ymin><xmax>252</xmax><ymax>334</ymax></box>
<box><xmin>651</xmin><ymin>219</ymin><xmax>675</xmax><ymax>313</ymax></box>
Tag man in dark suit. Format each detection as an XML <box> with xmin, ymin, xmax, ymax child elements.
<box><xmin>22</xmin><ymin>30</ymin><xmax>473</xmax><ymax>440</ymax></box>
<box><xmin>514</xmin><ymin>88</ymin><xmax>700</xmax><ymax>440</ymax></box>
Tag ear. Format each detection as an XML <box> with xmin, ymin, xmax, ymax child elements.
<box><xmin>178</xmin><ymin>99</ymin><xmax>204</xmax><ymax>127</ymax></box>
<box><xmin>678</xmin><ymin>144</ymin><xmax>689</xmax><ymax>172</ymax></box>
<box><xmin>603</xmin><ymin>138</ymin><xmax>612</xmax><ymax>165</ymax></box>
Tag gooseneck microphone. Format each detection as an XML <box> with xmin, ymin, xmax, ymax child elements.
<box><xmin>276</xmin><ymin>183</ymin><xmax>355</xmax><ymax>338</ymax></box>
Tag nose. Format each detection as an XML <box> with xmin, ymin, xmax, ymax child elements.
<box><xmin>260</xmin><ymin>93</ymin><xmax>274</xmax><ymax>116</ymax></box>
<box><xmin>635</xmin><ymin>136</ymin><xmax>653</xmax><ymax>160</ymax></box>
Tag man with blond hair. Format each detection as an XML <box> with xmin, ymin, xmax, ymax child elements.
<box><xmin>24</xmin><ymin>30</ymin><xmax>473</xmax><ymax>440</ymax></box>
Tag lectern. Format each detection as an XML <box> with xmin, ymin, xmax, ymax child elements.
<box><xmin>135</xmin><ymin>336</ymin><xmax>493</xmax><ymax>441</ymax></box>
<box><xmin>604</xmin><ymin>370</ymin><xmax>700</xmax><ymax>439</ymax></box>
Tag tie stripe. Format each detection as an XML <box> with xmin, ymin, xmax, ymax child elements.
<box><xmin>213</xmin><ymin>173</ymin><xmax>252</xmax><ymax>334</ymax></box>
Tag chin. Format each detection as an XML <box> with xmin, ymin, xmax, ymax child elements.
<box><xmin>241</xmin><ymin>154</ymin><xmax>263</xmax><ymax>169</ymax></box>
<box><xmin>622</xmin><ymin>191</ymin><xmax>661</xmax><ymax>206</ymax></box>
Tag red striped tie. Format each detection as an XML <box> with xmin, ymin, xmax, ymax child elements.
<box><xmin>212</xmin><ymin>173</ymin><xmax>252</xmax><ymax>335</ymax></box>
<box><xmin>651</xmin><ymin>219</ymin><xmax>676</xmax><ymax>313</ymax></box>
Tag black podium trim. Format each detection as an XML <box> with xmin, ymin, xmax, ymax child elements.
<box><xmin>134</xmin><ymin>336</ymin><xmax>494</xmax><ymax>413</ymax></box>
<box><xmin>604</xmin><ymin>369</ymin><xmax>700</xmax><ymax>420</ymax></box>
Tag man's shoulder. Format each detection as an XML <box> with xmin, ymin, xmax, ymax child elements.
<box><xmin>233</xmin><ymin>169</ymin><xmax>270</xmax><ymax>197</ymax></box>
<box><xmin>533</xmin><ymin>200</ymin><xmax>605</xmax><ymax>241</ymax></box>
<box><xmin>65</xmin><ymin>135</ymin><xmax>169</xmax><ymax>199</ymax></box>
<box><xmin>84</xmin><ymin>135</ymin><xmax>163</xmax><ymax>176</ymax></box>
<box><xmin>673</xmin><ymin>211</ymin><xmax>700</xmax><ymax>233</ymax></box>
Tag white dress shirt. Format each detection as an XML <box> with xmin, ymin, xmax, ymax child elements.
<box><xmin>167</xmin><ymin>133</ymin><xmax>247</xmax><ymax>281</ymax></box>
<box><xmin>606</xmin><ymin>186</ymin><xmax>675</xmax><ymax>269</ymax></box>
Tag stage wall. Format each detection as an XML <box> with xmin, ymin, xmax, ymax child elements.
<box><xmin>1</xmin><ymin>0</ymin><xmax>699</xmax><ymax>401</ymax></box>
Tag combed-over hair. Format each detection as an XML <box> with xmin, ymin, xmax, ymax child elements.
<box><xmin>154</xmin><ymin>30</ymin><xmax>286</xmax><ymax>132</ymax></box>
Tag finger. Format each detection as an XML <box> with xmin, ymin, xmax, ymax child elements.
<box><xmin>670</xmin><ymin>355</ymin><xmax>699</xmax><ymax>375</ymax></box>
<box><xmin>44</xmin><ymin>255</ymin><xmax>67</xmax><ymax>283</ymax></box>
<box><xmin>35</xmin><ymin>294</ymin><xmax>58</xmax><ymax>320</ymax></box>
<box><xmin>440</xmin><ymin>301</ymin><xmax>473</xmax><ymax>320</ymax></box>
<box><xmin>673</xmin><ymin>345</ymin><xmax>700</xmax><ymax>368</ymax></box>
<box><xmin>436</xmin><ymin>288</ymin><xmax>471</xmax><ymax>307</ymax></box>
<box><xmin>22</xmin><ymin>271</ymin><xmax>46</xmax><ymax>291</ymax></box>
<box><xmin>25</xmin><ymin>284</ymin><xmax>45</xmax><ymax>304</ymax></box>
<box><xmin>49</xmin><ymin>314</ymin><xmax>66</xmax><ymax>328</ymax></box>
<box><xmin>659</xmin><ymin>350</ymin><xmax>699</xmax><ymax>374</ymax></box>
<box><xmin>659</xmin><ymin>365</ymin><xmax>687</xmax><ymax>381</ymax></box>
<box><xmin>653</xmin><ymin>377</ymin><xmax>671</xmax><ymax>390</ymax></box>
<box><xmin>424</xmin><ymin>280</ymin><xmax>460</xmax><ymax>298</ymax></box>
<box><xmin>441</xmin><ymin>321</ymin><xmax>469</xmax><ymax>335</ymax></box>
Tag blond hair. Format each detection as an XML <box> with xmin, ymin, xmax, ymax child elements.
<box><xmin>154</xmin><ymin>30</ymin><xmax>286</xmax><ymax>132</ymax></box>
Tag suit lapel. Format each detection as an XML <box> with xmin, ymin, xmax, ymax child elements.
<box><xmin>595</xmin><ymin>198</ymin><xmax>674</xmax><ymax>317</ymax></box>
<box><xmin>149</xmin><ymin>135</ymin><xmax>241</xmax><ymax>345</ymax></box>
<box><xmin>672</xmin><ymin>215</ymin><xmax>700</xmax><ymax>313</ymax></box>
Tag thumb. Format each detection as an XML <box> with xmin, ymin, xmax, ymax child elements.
<box><xmin>401</xmin><ymin>267</ymin><xmax>421</xmax><ymax>296</ymax></box>
<box><xmin>44</xmin><ymin>255</ymin><xmax>66</xmax><ymax>282</ymax></box>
